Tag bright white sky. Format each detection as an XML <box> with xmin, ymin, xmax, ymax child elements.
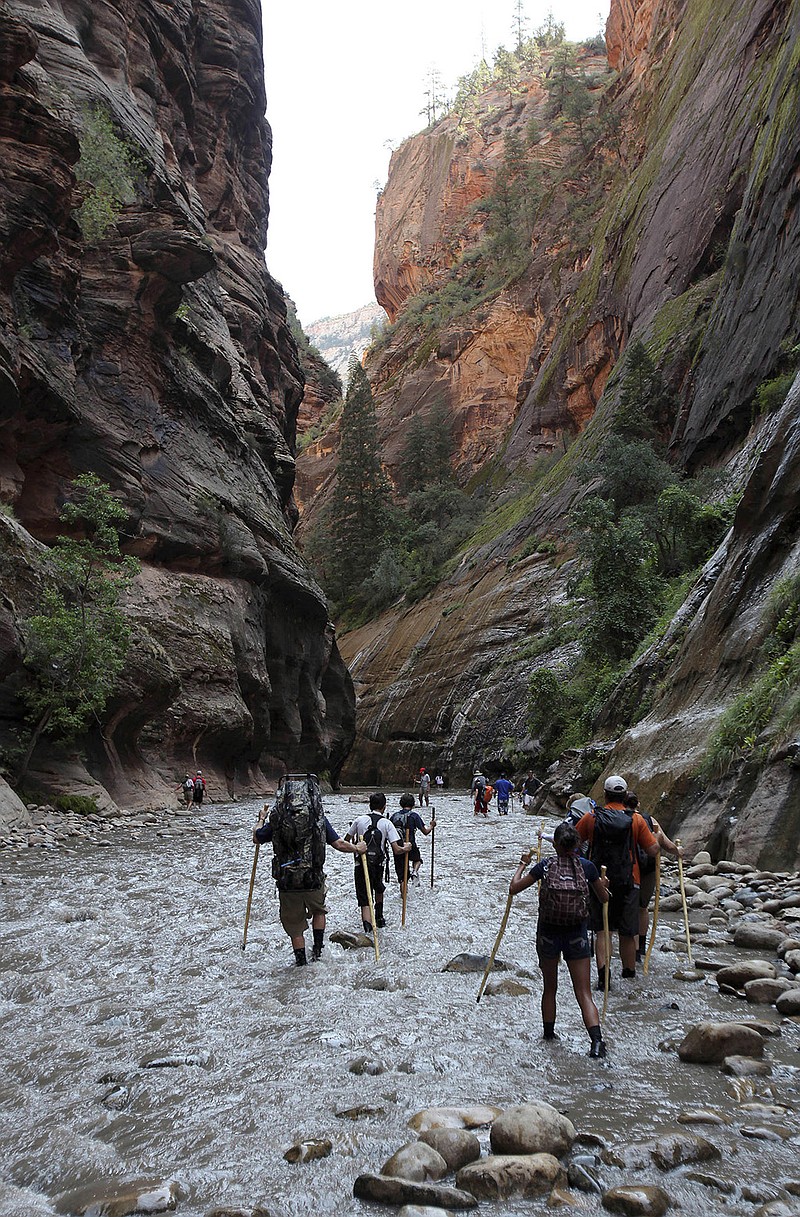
<box><xmin>262</xmin><ymin>1</ymin><xmax>610</xmax><ymax>326</ymax></box>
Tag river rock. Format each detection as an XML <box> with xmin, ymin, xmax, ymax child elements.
<box><xmin>490</xmin><ymin>1102</ymin><xmax>576</xmax><ymax>1157</ymax></box>
<box><xmin>692</xmin><ymin>851</ymin><xmax>713</xmax><ymax>866</ymax></box>
<box><xmin>778</xmin><ymin>938</ymin><xmax>800</xmax><ymax>958</ymax></box>
<box><xmin>720</xmin><ymin>1055</ymin><xmax>772</xmax><ymax>1076</ymax></box>
<box><xmin>418</xmin><ymin>1129</ymin><xmax>481</xmax><ymax>1171</ymax></box>
<box><xmin>349</xmin><ymin>1056</ymin><xmax>385</xmax><ymax>1075</ymax></box>
<box><xmin>409</xmin><ymin>1106</ymin><xmax>503</xmax><ymax>1132</ymax></box>
<box><xmin>651</xmin><ymin>1131</ymin><xmax>719</xmax><ymax>1170</ymax></box>
<box><xmin>548</xmin><ymin>1184</ymin><xmax>584</xmax><ymax>1207</ymax></box>
<box><xmin>382</xmin><ymin>1143</ymin><xmax>449</xmax><ymax>1182</ymax></box>
<box><xmin>676</xmin><ymin>1109</ymin><xmax>728</xmax><ymax>1126</ymax></box>
<box><xmin>55</xmin><ymin>1180</ymin><xmax>182</xmax><ymax>1216</ymax></box>
<box><xmin>329</xmin><ymin>929</ymin><xmax>373</xmax><ymax>949</ymax></box>
<box><xmin>677</xmin><ymin>1021</ymin><xmax>765</xmax><ymax>1062</ymax></box>
<box><xmin>601</xmin><ymin>1184</ymin><xmax>671</xmax><ymax>1215</ymax></box>
<box><xmin>776</xmin><ymin>989</ymin><xmax>800</xmax><ymax>1015</ymax></box>
<box><xmin>697</xmin><ymin>875</ymin><xmax>734</xmax><ymax>892</ymax></box>
<box><xmin>658</xmin><ymin>895</ymin><xmax>683</xmax><ymax>912</ymax></box>
<box><xmin>716</xmin><ymin>960</ymin><xmax>778</xmax><ymax>989</ymax></box>
<box><xmin>745</xmin><ymin>978</ymin><xmax>794</xmax><ymax>1004</ymax></box>
<box><xmin>684</xmin><ymin>1171</ymin><xmax>735</xmax><ymax>1194</ymax></box>
<box><xmin>687</xmin><ymin>863</ymin><xmax>716</xmax><ymax>878</ymax></box>
<box><xmin>283</xmin><ymin>1137</ymin><xmax>332</xmax><ymax>1163</ymax></box>
<box><xmin>753</xmin><ymin>1203</ymin><xmax>800</xmax><ymax>1217</ymax></box>
<box><xmin>353</xmin><ymin>1175</ymin><xmax>478</xmax><ymax>1208</ymax></box>
<box><xmin>482</xmin><ymin>978</ymin><xmax>532</xmax><ymax>996</ymax></box>
<box><xmin>733</xmin><ymin>924</ymin><xmax>786</xmax><ymax>951</ymax></box>
<box><xmin>398</xmin><ymin>1208</ymin><xmax>454</xmax><ymax>1217</ymax></box>
<box><xmin>784</xmin><ymin>950</ymin><xmax>800</xmax><ymax>973</ymax></box>
<box><xmin>443</xmin><ymin>954</ymin><xmax>508</xmax><ymax>973</ymax></box>
<box><xmin>456</xmin><ymin>1153</ymin><xmax>564</xmax><ymax>1199</ymax></box>
<box><xmin>205</xmin><ymin>1207</ymin><xmax>270</xmax><ymax>1217</ymax></box>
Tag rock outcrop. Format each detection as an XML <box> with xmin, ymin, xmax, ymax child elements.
<box><xmin>0</xmin><ymin>0</ymin><xmax>354</xmax><ymax>809</ymax></box>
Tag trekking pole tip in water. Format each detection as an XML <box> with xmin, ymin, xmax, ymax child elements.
<box><xmin>242</xmin><ymin>840</ymin><xmax>260</xmax><ymax>950</ymax></box>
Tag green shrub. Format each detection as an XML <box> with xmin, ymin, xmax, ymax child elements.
<box><xmin>754</xmin><ymin>371</ymin><xmax>795</xmax><ymax>416</ymax></box>
<box><xmin>54</xmin><ymin>794</ymin><xmax>99</xmax><ymax>815</ymax></box>
<box><xmin>76</xmin><ymin>107</ymin><xmax>144</xmax><ymax>243</ymax></box>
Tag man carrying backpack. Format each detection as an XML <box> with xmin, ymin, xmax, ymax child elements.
<box><xmin>192</xmin><ymin>771</ymin><xmax>206</xmax><ymax>806</ymax></box>
<box><xmin>390</xmin><ymin>793</ymin><xmax>434</xmax><ymax>885</ymax></box>
<box><xmin>471</xmin><ymin>770</ymin><xmax>489</xmax><ymax>816</ymax></box>
<box><xmin>253</xmin><ymin>773</ymin><xmax>366</xmax><ymax>966</ymax></box>
<box><xmin>176</xmin><ymin>774</ymin><xmax>194</xmax><ymax>807</ymax></box>
<box><xmin>347</xmin><ymin>792</ymin><xmax>411</xmax><ymax>933</ymax></box>
<box><xmin>511</xmin><ymin>823</ymin><xmax>610</xmax><ymax>1057</ymax></box>
<box><xmin>574</xmin><ymin>774</ymin><xmax>659</xmax><ymax>990</ymax></box>
<box><xmin>493</xmin><ymin>773</ymin><xmax>514</xmax><ymax>815</ymax></box>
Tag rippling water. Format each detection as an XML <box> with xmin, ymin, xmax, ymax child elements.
<box><xmin>1</xmin><ymin>793</ymin><xmax>799</xmax><ymax>1216</ymax></box>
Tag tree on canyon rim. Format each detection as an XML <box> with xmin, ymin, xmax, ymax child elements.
<box><xmin>15</xmin><ymin>474</ymin><xmax>139</xmax><ymax>785</ymax></box>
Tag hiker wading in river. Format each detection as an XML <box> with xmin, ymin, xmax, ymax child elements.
<box><xmin>253</xmin><ymin>774</ymin><xmax>366</xmax><ymax>965</ymax></box>
<box><xmin>347</xmin><ymin>792</ymin><xmax>411</xmax><ymax>933</ymax></box>
<box><xmin>390</xmin><ymin>792</ymin><xmax>434</xmax><ymax>885</ymax></box>
<box><xmin>511</xmin><ymin>823</ymin><xmax>610</xmax><ymax>1057</ymax></box>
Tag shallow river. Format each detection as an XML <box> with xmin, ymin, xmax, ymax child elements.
<box><xmin>1</xmin><ymin>793</ymin><xmax>799</xmax><ymax>1216</ymax></box>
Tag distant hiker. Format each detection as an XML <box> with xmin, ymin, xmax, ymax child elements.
<box><xmin>253</xmin><ymin>773</ymin><xmax>366</xmax><ymax>965</ymax></box>
<box><xmin>522</xmin><ymin>774</ymin><xmax>540</xmax><ymax>811</ymax></box>
<box><xmin>625</xmin><ymin>790</ymin><xmax>683</xmax><ymax>961</ymax></box>
<box><xmin>347</xmin><ymin>792</ymin><xmax>411</xmax><ymax>933</ymax></box>
<box><xmin>510</xmin><ymin>823</ymin><xmax>609</xmax><ymax>1058</ymax></box>
<box><xmin>177</xmin><ymin>774</ymin><xmax>194</xmax><ymax>807</ymax></box>
<box><xmin>435</xmin><ymin>773</ymin><xmax>444</xmax><ymax>789</ymax></box>
<box><xmin>418</xmin><ymin>767</ymin><xmax>431</xmax><ymax>807</ymax></box>
<box><xmin>390</xmin><ymin>792</ymin><xmax>434</xmax><ymax>885</ymax></box>
<box><xmin>574</xmin><ymin>775</ymin><xmax>659</xmax><ymax>989</ymax></box>
<box><xmin>494</xmin><ymin>773</ymin><xmax>514</xmax><ymax>815</ymax></box>
<box><xmin>192</xmin><ymin>770</ymin><xmax>206</xmax><ymax>806</ymax></box>
<box><xmin>471</xmin><ymin>770</ymin><xmax>489</xmax><ymax>816</ymax></box>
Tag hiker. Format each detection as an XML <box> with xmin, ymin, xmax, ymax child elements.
<box><xmin>192</xmin><ymin>770</ymin><xmax>206</xmax><ymax>806</ymax></box>
<box><xmin>471</xmin><ymin>770</ymin><xmax>489</xmax><ymax>816</ymax></box>
<box><xmin>253</xmin><ymin>773</ymin><xmax>366</xmax><ymax>965</ymax></box>
<box><xmin>625</xmin><ymin>790</ymin><xmax>683</xmax><ymax>961</ymax></box>
<box><xmin>511</xmin><ymin>823</ymin><xmax>610</xmax><ymax>1057</ymax></box>
<box><xmin>494</xmin><ymin>772</ymin><xmax>514</xmax><ymax>815</ymax></box>
<box><xmin>418</xmin><ymin>767</ymin><xmax>431</xmax><ymax>807</ymax></box>
<box><xmin>574</xmin><ymin>774</ymin><xmax>659</xmax><ymax>989</ymax></box>
<box><xmin>435</xmin><ymin>773</ymin><xmax>444</xmax><ymax>789</ymax></box>
<box><xmin>177</xmin><ymin>774</ymin><xmax>194</xmax><ymax>807</ymax></box>
<box><xmin>347</xmin><ymin>792</ymin><xmax>411</xmax><ymax>933</ymax></box>
<box><xmin>522</xmin><ymin>774</ymin><xmax>540</xmax><ymax>811</ymax></box>
<box><xmin>390</xmin><ymin>793</ymin><xmax>434</xmax><ymax>886</ymax></box>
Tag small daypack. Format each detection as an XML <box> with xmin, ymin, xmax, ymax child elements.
<box><xmin>363</xmin><ymin>813</ymin><xmax>387</xmax><ymax>872</ymax></box>
<box><xmin>538</xmin><ymin>854</ymin><xmax>590</xmax><ymax>925</ymax></box>
<box><xmin>390</xmin><ymin>808</ymin><xmax>415</xmax><ymax>843</ymax></box>
<box><xmin>183</xmin><ymin>778</ymin><xmax>194</xmax><ymax>793</ymax></box>
<box><xmin>590</xmin><ymin>806</ymin><xmax>634</xmax><ymax>890</ymax></box>
<box><xmin>193</xmin><ymin>777</ymin><xmax>204</xmax><ymax>792</ymax></box>
<box><xmin>269</xmin><ymin>774</ymin><xmax>326</xmax><ymax>892</ymax></box>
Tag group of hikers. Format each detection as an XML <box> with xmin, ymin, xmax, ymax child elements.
<box><xmin>470</xmin><ymin>770</ymin><xmax>515</xmax><ymax>815</ymax></box>
<box><xmin>249</xmin><ymin>769</ymin><xmax>683</xmax><ymax>1059</ymax></box>
<box><xmin>177</xmin><ymin>771</ymin><xmax>206</xmax><ymax>806</ymax></box>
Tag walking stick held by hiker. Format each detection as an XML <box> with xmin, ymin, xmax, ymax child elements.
<box><xmin>401</xmin><ymin>828</ymin><xmax>410</xmax><ymax>927</ymax></box>
<box><xmin>601</xmin><ymin>864</ymin><xmax>611</xmax><ymax>1023</ymax></box>
<box><xmin>536</xmin><ymin>819</ymin><xmax>545</xmax><ymax>862</ymax></box>
<box><xmin>242</xmin><ymin>842</ymin><xmax>260</xmax><ymax>951</ymax></box>
<box><xmin>477</xmin><ymin>842</ymin><xmax>534</xmax><ymax>1003</ymax></box>
<box><xmin>643</xmin><ymin>851</ymin><xmax>661</xmax><ymax>976</ymax></box>
<box><xmin>676</xmin><ymin>837</ymin><xmax>693</xmax><ymax>969</ymax></box>
<box><xmin>359</xmin><ymin>835</ymin><xmax>380</xmax><ymax>963</ymax></box>
<box><xmin>430</xmin><ymin>807</ymin><xmax>436</xmax><ymax>889</ymax></box>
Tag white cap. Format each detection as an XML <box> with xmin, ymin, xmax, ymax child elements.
<box><xmin>604</xmin><ymin>774</ymin><xmax>627</xmax><ymax>794</ymax></box>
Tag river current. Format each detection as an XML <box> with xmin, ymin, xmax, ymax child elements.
<box><xmin>1</xmin><ymin>792</ymin><xmax>799</xmax><ymax>1216</ymax></box>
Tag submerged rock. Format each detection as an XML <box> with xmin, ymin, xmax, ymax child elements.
<box><xmin>721</xmin><ymin>1055</ymin><xmax>772</xmax><ymax>1076</ymax></box>
<box><xmin>381</xmin><ymin>1142</ymin><xmax>448</xmax><ymax>1182</ymax></box>
<box><xmin>601</xmin><ymin>1184</ymin><xmax>671</xmax><ymax>1216</ymax></box>
<box><xmin>329</xmin><ymin>929</ymin><xmax>373</xmax><ymax>949</ymax></box>
<box><xmin>651</xmin><ymin>1130</ymin><xmax>720</xmax><ymax>1170</ymax></box>
<box><xmin>418</xmin><ymin>1128</ymin><xmax>481</xmax><ymax>1171</ymax></box>
<box><xmin>482</xmin><ymin>978</ymin><xmax>532</xmax><ymax>997</ymax></box>
<box><xmin>55</xmin><ymin>1179</ymin><xmax>181</xmax><ymax>1217</ymax></box>
<box><xmin>353</xmin><ymin>1173</ymin><xmax>477</xmax><ymax>1208</ymax></box>
<box><xmin>443</xmin><ymin>953</ymin><xmax>508</xmax><ymax>973</ymax></box>
<box><xmin>490</xmin><ymin>1102</ymin><xmax>576</xmax><ymax>1157</ymax></box>
<box><xmin>456</xmin><ymin>1152</ymin><xmax>564</xmax><ymax>1199</ymax></box>
<box><xmin>283</xmin><ymin>1138</ymin><xmax>332</xmax><ymax>1163</ymax></box>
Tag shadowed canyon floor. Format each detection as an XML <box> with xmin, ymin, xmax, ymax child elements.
<box><xmin>1</xmin><ymin>794</ymin><xmax>799</xmax><ymax>1216</ymax></box>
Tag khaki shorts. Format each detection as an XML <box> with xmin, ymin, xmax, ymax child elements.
<box><xmin>278</xmin><ymin>885</ymin><xmax>328</xmax><ymax>938</ymax></box>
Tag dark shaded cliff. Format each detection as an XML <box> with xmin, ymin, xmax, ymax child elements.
<box><xmin>0</xmin><ymin>0</ymin><xmax>354</xmax><ymax>812</ymax></box>
<box><xmin>319</xmin><ymin>0</ymin><xmax>800</xmax><ymax>865</ymax></box>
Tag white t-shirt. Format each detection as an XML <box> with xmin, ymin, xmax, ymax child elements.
<box><xmin>348</xmin><ymin>814</ymin><xmax>400</xmax><ymax>847</ymax></box>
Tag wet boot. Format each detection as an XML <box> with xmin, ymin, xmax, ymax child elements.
<box><xmin>543</xmin><ymin>1021</ymin><xmax>557</xmax><ymax>1041</ymax></box>
<box><xmin>362</xmin><ymin>920</ymin><xmax>373</xmax><ymax>935</ymax></box>
<box><xmin>621</xmin><ymin>967</ymin><xmax>636</xmax><ymax>979</ymax></box>
<box><xmin>636</xmin><ymin>934</ymin><xmax>647</xmax><ymax>962</ymax></box>
<box><xmin>293</xmin><ymin>947</ymin><xmax>307</xmax><ymax>967</ymax></box>
<box><xmin>595</xmin><ymin>966</ymin><xmax>607</xmax><ymax>992</ymax></box>
<box><xmin>375</xmin><ymin>906</ymin><xmax>386</xmax><ymax>928</ymax></box>
<box><xmin>312</xmin><ymin>929</ymin><xmax>324</xmax><ymax>961</ymax></box>
<box><xmin>588</xmin><ymin>1025</ymin><xmax>606</xmax><ymax>1058</ymax></box>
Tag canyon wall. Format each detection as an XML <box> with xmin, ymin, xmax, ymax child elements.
<box><xmin>0</xmin><ymin>0</ymin><xmax>354</xmax><ymax>814</ymax></box>
<box><xmin>331</xmin><ymin>0</ymin><xmax>800</xmax><ymax>866</ymax></box>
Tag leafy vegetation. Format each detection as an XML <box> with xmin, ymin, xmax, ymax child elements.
<box><xmin>54</xmin><ymin>794</ymin><xmax>99</xmax><ymax>815</ymax></box>
<box><xmin>75</xmin><ymin>106</ymin><xmax>144</xmax><ymax>243</ymax></box>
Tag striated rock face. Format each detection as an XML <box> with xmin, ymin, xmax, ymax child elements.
<box><xmin>0</xmin><ymin>0</ymin><xmax>354</xmax><ymax>807</ymax></box>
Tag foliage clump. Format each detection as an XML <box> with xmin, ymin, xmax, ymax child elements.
<box><xmin>54</xmin><ymin>794</ymin><xmax>99</xmax><ymax>815</ymax></box>
<box><xmin>75</xmin><ymin>106</ymin><xmax>144</xmax><ymax>243</ymax></box>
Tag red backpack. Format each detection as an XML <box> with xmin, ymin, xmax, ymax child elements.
<box><xmin>538</xmin><ymin>854</ymin><xmax>590</xmax><ymax>925</ymax></box>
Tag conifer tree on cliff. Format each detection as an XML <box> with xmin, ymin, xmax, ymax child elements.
<box><xmin>327</xmin><ymin>359</ymin><xmax>390</xmax><ymax>608</ymax></box>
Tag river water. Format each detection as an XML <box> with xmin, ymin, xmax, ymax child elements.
<box><xmin>1</xmin><ymin>793</ymin><xmax>799</xmax><ymax>1216</ymax></box>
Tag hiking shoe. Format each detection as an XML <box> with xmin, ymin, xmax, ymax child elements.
<box><xmin>375</xmin><ymin>914</ymin><xmax>387</xmax><ymax>928</ymax></box>
<box><xmin>311</xmin><ymin>947</ymin><xmax>322</xmax><ymax>961</ymax></box>
<box><xmin>595</xmin><ymin>968</ymin><xmax>607</xmax><ymax>992</ymax></box>
<box><xmin>589</xmin><ymin>1039</ymin><xmax>607</xmax><ymax>1059</ymax></box>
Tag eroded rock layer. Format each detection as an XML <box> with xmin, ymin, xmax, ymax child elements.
<box><xmin>0</xmin><ymin>0</ymin><xmax>354</xmax><ymax>810</ymax></box>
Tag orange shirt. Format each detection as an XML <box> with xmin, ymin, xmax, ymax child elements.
<box><xmin>575</xmin><ymin>803</ymin><xmax>657</xmax><ymax>886</ymax></box>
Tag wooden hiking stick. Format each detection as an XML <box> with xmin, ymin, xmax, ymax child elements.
<box><xmin>643</xmin><ymin>851</ymin><xmax>661</xmax><ymax>976</ymax></box>
<box><xmin>242</xmin><ymin>842</ymin><xmax>260</xmax><ymax>950</ymax></box>
<box><xmin>676</xmin><ymin>838</ymin><xmax>693</xmax><ymax>969</ymax></box>
<box><xmin>430</xmin><ymin>809</ymin><xmax>436</xmax><ymax>888</ymax></box>
<box><xmin>401</xmin><ymin>828</ymin><xmax>410</xmax><ymax>927</ymax></box>
<box><xmin>477</xmin><ymin>843</ymin><xmax>534</xmax><ymax>1002</ymax></box>
<box><xmin>601</xmin><ymin>865</ymin><xmax>610</xmax><ymax>1024</ymax></box>
<box><xmin>536</xmin><ymin>819</ymin><xmax>544</xmax><ymax>862</ymax></box>
<box><xmin>359</xmin><ymin>835</ymin><xmax>380</xmax><ymax>963</ymax></box>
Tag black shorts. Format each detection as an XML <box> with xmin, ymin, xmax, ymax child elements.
<box><xmin>355</xmin><ymin>861</ymin><xmax>385</xmax><ymax>905</ymax></box>
<box><xmin>589</xmin><ymin>886</ymin><xmax>639</xmax><ymax>937</ymax></box>
<box><xmin>394</xmin><ymin>845</ymin><xmax>420</xmax><ymax>882</ymax></box>
<box><xmin>537</xmin><ymin>923</ymin><xmax>592</xmax><ymax>961</ymax></box>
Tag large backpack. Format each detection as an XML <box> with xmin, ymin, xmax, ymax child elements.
<box><xmin>390</xmin><ymin>808</ymin><xmax>416</xmax><ymax>844</ymax></box>
<box><xmin>363</xmin><ymin>813</ymin><xmax>387</xmax><ymax>872</ymax></box>
<box><xmin>538</xmin><ymin>854</ymin><xmax>590</xmax><ymax>925</ymax></box>
<box><xmin>269</xmin><ymin>774</ymin><xmax>326</xmax><ymax>892</ymax></box>
<box><xmin>590</xmin><ymin>806</ymin><xmax>634</xmax><ymax>890</ymax></box>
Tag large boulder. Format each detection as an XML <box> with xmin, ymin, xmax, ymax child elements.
<box><xmin>353</xmin><ymin>1174</ymin><xmax>477</xmax><ymax>1208</ymax></box>
<box><xmin>716</xmin><ymin>960</ymin><xmax>777</xmax><ymax>989</ymax></box>
<box><xmin>744</xmin><ymin>977</ymin><xmax>794</xmax><ymax>1004</ymax></box>
<box><xmin>409</xmin><ymin>1106</ymin><xmax>502</xmax><ymax>1132</ymax></box>
<box><xmin>418</xmin><ymin>1129</ymin><xmax>481</xmax><ymax>1172</ymax></box>
<box><xmin>489</xmin><ymin>1102</ymin><xmax>576</xmax><ymax>1157</ymax></box>
<box><xmin>677</xmin><ymin>1022</ymin><xmax>765</xmax><ymax>1063</ymax></box>
<box><xmin>775</xmin><ymin>988</ymin><xmax>800</xmax><ymax>1016</ymax></box>
<box><xmin>733</xmin><ymin>924</ymin><xmax>786</xmax><ymax>951</ymax></box>
<box><xmin>456</xmin><ymin>1153</ymin><xmax>564</xmax><ymax>1199</ymax></box>
<box><xmin>382</xmin><ymin>1143</ymin><xmax>449</xmax><ymax>1182</ymax></box>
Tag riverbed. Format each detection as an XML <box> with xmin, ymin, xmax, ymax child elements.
<box><xmin>1</xmin><ymin>792</ymin><xmax>799</xmax><ymax>1216</ymax></box>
